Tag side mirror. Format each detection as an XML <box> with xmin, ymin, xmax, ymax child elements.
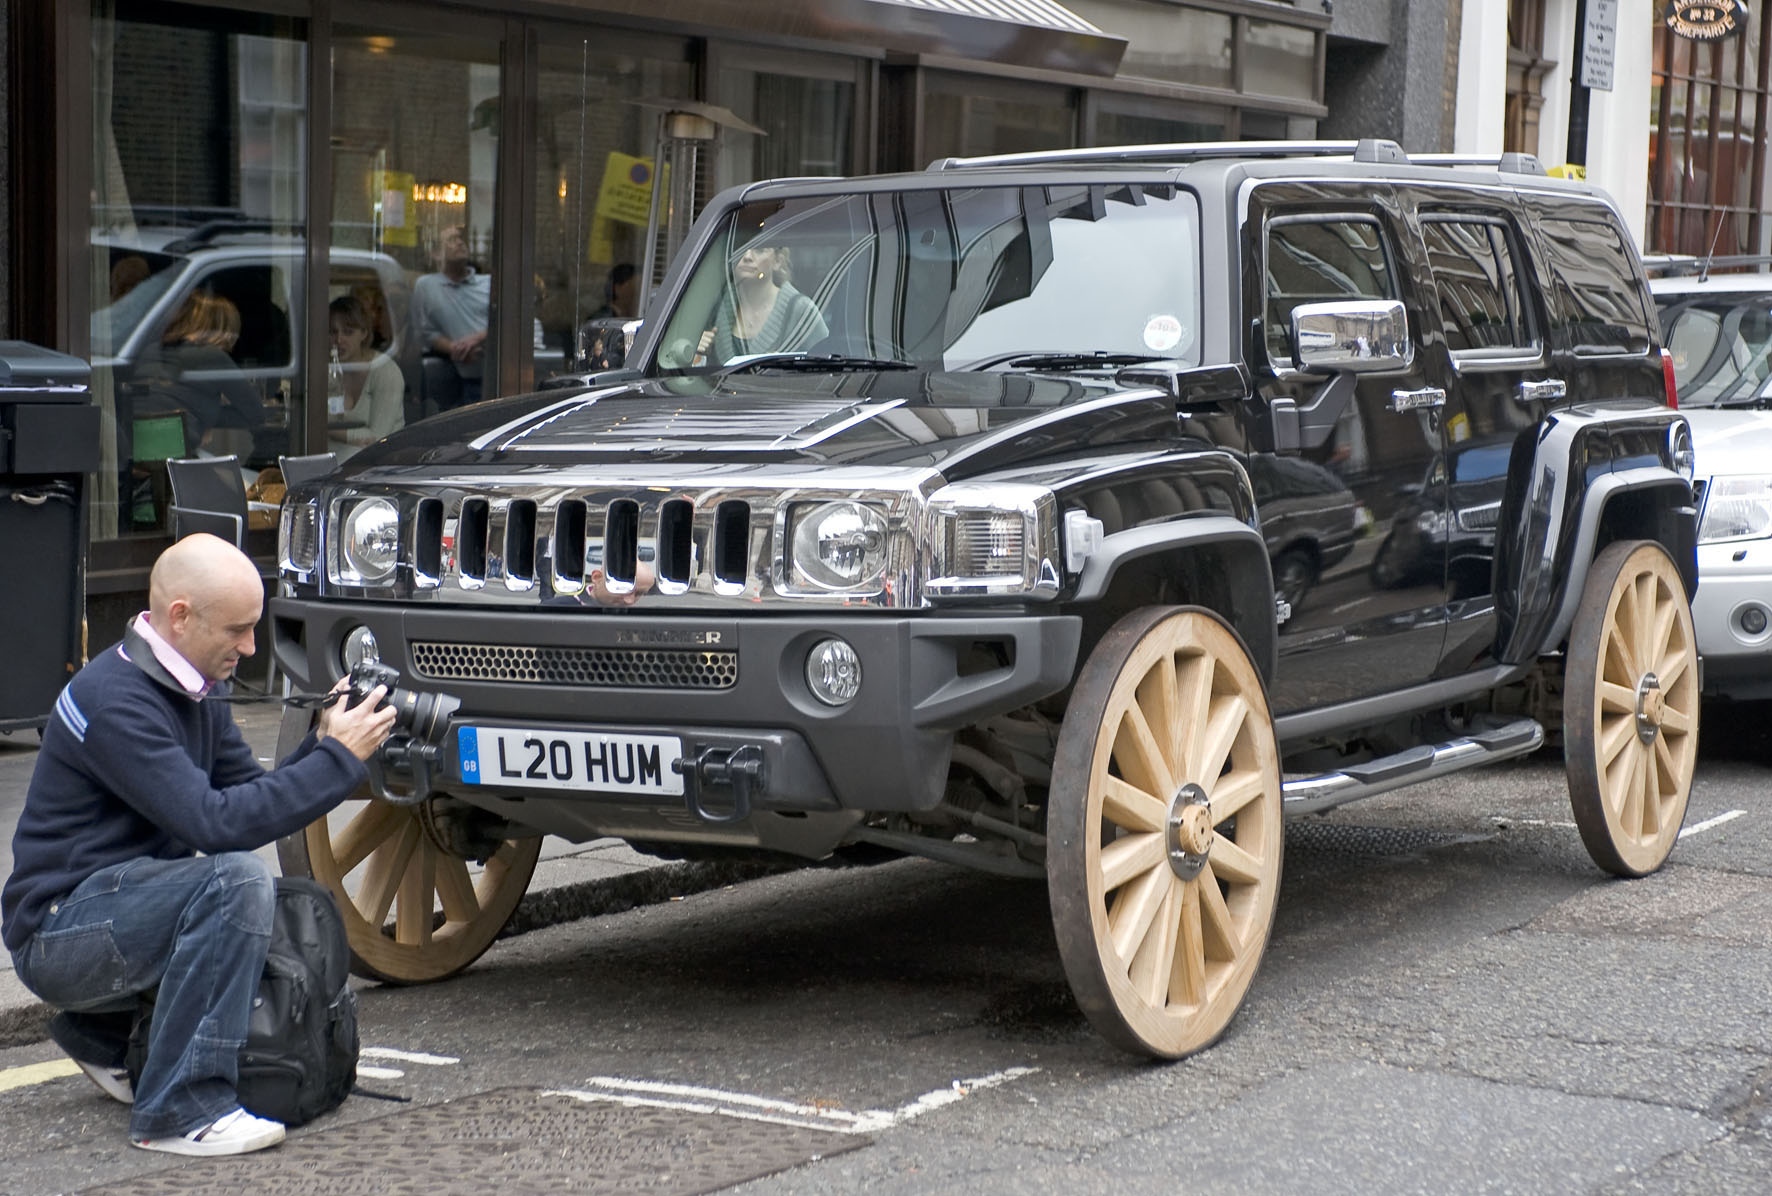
<box><xmin>1291</xmin><ymin>300</ymin><xmax>1413</xmax><ymax>374</ymax></box>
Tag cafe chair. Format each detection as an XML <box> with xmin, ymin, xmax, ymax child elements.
<box><xmin>278</xmin><ymin>451</ymin><xmax>338</xmax><ymax>488</ymax></box>
<box><xmin>167</xmin><ymin>454</ymin><xmax>249</xmax><ymax>549</ymax></box>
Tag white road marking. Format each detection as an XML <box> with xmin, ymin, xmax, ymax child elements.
<box><xmin>1491</xmin><ymin>816</ymin><xmax>1577</xmax><ymax>830</ymax></box>
<box><xmin>0</xmin><ymin>1059</ymin><xmax>78</xmax><ymax>1093</ymax></box>
<box><xmin>360</xmin><ymin>1047</ymin><xmax>460</xmax><ymax>1065</ymax></box>
<box><xmin>356</xmin><ymin>1065</ymin><xmax>407</xmax><ymax>1080</ymax></box>
<box><xmin>1680</xmin><ymin>809</ymin><xmax>1747</xmax><ymax>839</ymax></box>
<box><xmin>546</xmin><ymin>1067</ymin><xmax>1040</xmax><ymax>1136</ymax></box>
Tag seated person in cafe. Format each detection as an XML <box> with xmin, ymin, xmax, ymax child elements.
<box><xmin>326</xmin><ymin>295</ymin><xmax>404</xmax><ymax>457</ymax></box>
<box><xmin>145</xmin><ymin>291</ymin><xmax>266</xmax><ymax>452</ymax></box>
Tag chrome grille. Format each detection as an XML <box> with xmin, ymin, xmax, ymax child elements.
<box><xmin>1456</xmin><ymin>501</ymin><xmax>1501</xmax><ymax>533</ymax></box>
<box><xmin>409</xmin><ymin>641</ymin><xmax>739</xmax><ymax>689</ymax></box>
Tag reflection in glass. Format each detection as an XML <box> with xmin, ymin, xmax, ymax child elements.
<box><xmin>90</xmin><ymin>4</ymin><xmax>306</xmax><ymax>539</ymax></box>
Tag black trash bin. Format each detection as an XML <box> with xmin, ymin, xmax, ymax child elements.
<box><xmin>0</xmin><ymin>343</ymin><xmax>98</xmax><ymax>734</ymax></box>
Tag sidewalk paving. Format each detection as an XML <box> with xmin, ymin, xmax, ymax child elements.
<box><xmin>0</xmin><ymin>700</ymin><xmax>782</xmax><ymax>1050</ymax></box>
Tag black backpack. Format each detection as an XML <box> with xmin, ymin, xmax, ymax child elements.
<box><xmin>128</xmin><ymin>876</ymin><xmax>359</xmax><ymax>1127</ymax></box>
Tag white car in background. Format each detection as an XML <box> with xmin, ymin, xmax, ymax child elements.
<box><xmin>1649</xmin><ymin>260</ymin><xmax>1772</xmax><ymax>701</ymax></box>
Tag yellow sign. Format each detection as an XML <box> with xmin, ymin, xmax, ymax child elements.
<box><xmin>374</xmin><ymin>169</ymin><xmax>416</xmax><ymax>248</ymax></box>
<box><xmin>595</xmin><ymin>152</ymin><xmax>662</xmax><ymax>228</ymax></box>
<box><xmin>1548</xmin><ymin>163</ymin><xmax>1587</xmax><ymax>181</ymax></box>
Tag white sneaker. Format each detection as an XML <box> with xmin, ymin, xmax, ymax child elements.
<box><xmin>73</xmin><ymin>1059</ymin><xmax>134</xmax><ymax>1105</ymax></box>
<box><xmin>131</xmin><ymin>1108</ymin><xmax>285</xmax><ymax>1157</ymax></box>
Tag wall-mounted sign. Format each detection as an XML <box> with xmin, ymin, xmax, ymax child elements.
<box><xmin>1582</xmin><ymin>0</ymin><xmax>1618</xmax><ymax>91</ymax></box>
<box><xmin>1666</xmin><ymin>0</ymin><xmax>1750</xmax><ymax>40</ymax></box>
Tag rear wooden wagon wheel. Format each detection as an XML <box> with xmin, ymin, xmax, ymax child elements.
<box><xmin>275</xmin><ymin>709</ymin><xmax>542</xmax><ymax>984</ymax></box>
<box><xmin>1047</xmin><ymin>607</ymin><xmax>1283</xmax><ymax>1059</ymax></box>
<box><xmin>1564</xmin><ymin>540</ymin><xmax>1699</xmax><ymax>877</ymax></box>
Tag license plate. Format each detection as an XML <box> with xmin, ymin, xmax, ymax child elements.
<box><xmin>457</xmin><ymin>726</ymin><xmax>684</xmax><ymax>796</ymax></box>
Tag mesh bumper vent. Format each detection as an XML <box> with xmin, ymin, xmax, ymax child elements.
<box><xmin>410</xmin><ymin>641</ymin><xmax>739</xmax><ymax>689</ymax></box>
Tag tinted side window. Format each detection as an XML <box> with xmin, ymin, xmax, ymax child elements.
<box><xmin>1264</xmin><ymin>217</ymin><xmax>1395</xmax><ymax>367</ymax></box>
<box><xmin>1534</xmin><ymin>217</ymin><xmax>1650</xmax><ymax>354</ymax></box>
<box><xmin>1421</xmin><ymin>217</ymin><xmax>1532</xmax><ymax>354</ymax></box>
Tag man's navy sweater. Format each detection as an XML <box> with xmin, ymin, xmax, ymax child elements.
<box><xmin>1</xmin><ymin>634</ymin><xmax>366</xmax><ymax>952</ymax></box>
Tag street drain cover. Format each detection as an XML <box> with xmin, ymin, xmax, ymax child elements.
<box><xmin>80</xmin><ymin>1088</ymin><xmax>867</xmax><ymax>1196</ymax></box>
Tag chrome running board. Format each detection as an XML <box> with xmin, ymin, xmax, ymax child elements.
<box><xmin>1281</xmin><ymin>717</ymin><xmax>1544</xmax><ymax>816</ymax></box>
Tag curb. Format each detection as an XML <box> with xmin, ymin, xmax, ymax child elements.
<box><xmin>0</xmin><ymin>857</ymin><xmax>796</xmax><ymax>1052</ymax></box>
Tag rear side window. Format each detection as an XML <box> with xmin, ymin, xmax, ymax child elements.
<box><xmin>1420</xmin><ymin>217</ymin><xmax>1533</xmax><ymax>354</ymax></box>
<box><xmin>1263</xmin><ymin>216</ymin><xmax>1395</xmax><ymax>367</ymax></box>
<box><xmin>1534</xmin><ymin>216</ymin><xmax>1651</xmax><ymax>355</ymax></box>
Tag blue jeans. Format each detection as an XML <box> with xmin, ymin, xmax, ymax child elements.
<box><xmin>10</xmin><ymin>854</ymin><xmax>275</xmax><ymax>1139</ymax></box>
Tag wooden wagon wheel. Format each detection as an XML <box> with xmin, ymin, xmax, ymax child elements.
<box><xmin>1563</xmin><ymin>539</ymin><xmax>1699</xmax><ymax>877</ymax></box>
<box><xmin>1047</xmin><ymin>607</ymin><xmax>1283</xmax><ymax>1059</ymax></box>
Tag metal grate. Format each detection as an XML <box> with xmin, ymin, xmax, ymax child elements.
<box><xmin>1456</xmin><ymin>501</ymin><xmax>1501</xmax><ymax>532</ymax></box>
<box><xmin>411</xmin><ymin>641</ymin><xmax>738</xmax><ymax>689</ymax></box>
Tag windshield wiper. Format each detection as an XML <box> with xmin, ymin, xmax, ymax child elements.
<box><xmin>720</xmin><ymin>353</ymin><xmax>915</xmax><ymax>373</ymax></box>
<box><xmin>968</xmin><ymin>351</ymin><xmax>1167</xmax><ymax>371</ymax></box>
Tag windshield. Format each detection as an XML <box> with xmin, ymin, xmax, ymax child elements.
<box><xmin>654</xmin><ymin>184</ymin><xmax>1202</xmax><ymax>373</ymax></box>
<box><xmin>1658</xmin><ymin>294</ymin><xmax>1772</xmax><ymax>408</ymax></box>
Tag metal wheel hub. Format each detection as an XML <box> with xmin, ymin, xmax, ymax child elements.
<box><xmin>1166</xmin><ymin>783</ymin><xmax>1213</xmax><ymax>880</ymax></box>
<box><xmin>1634</xmin><ymin>672</ymin><xmax>1664</xmax><ymax>744</ymax></box>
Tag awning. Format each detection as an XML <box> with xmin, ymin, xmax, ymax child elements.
<box><xmin>559</xmin><ymin>0</ymin><xmax>1128</xmax><ymax>78</ymax></box>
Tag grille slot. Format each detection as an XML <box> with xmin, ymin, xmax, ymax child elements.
<box><xmin>657</xmin><ymin>499</ymin><xmax>694</xmax><ymax>594</ymax></box>
<box><xmin>554</xmin><ymin>499</ymin><xmax>587</xmax><ymax>593</ymax></box>
<box><xmin>505</xmin><ymin>499</ymin><xmax>538</xmax><ymax>590</ymax></box>
<box><xmin>410</xmin><ymin>641</ymin><xmax>739</xmax><ymax>689</ymax></box>
<box><xmin>604</xmin><ymin>499</ymin><xmax>639</xmax><ymax>589</ymax></box>
<box><xmin>458</xmin><ymin>498</ymin><xmax>489</xmax><ymax>589</ymax></box>
<box><xmin>713</xmin><ymin>500</ymin><xmax>750</xmax><ymax>591</ymax></box>
<box><xmin>414</xmin><ymin>499</ymin><xmax>444</xmax><ymax>588</ymax></box>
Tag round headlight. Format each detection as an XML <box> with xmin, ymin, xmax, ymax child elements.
<box><xmin>341</xmin><ymin>625</ymin><xmax>380</xmax><ymax>672</ymax></box>
<box><xmin>806</xmin><ymin>638</ymin><xmax>861</xmax><ymax>706</ymax></box>
<box><xmin>791</xmin><ymin>502</ymin><xmax>887</xmax><ymax>590</ymax></box>
<box><xmin>341</xmin><ymin>498</ymin><xmax>400</xmax><ymax>583</ymax></box>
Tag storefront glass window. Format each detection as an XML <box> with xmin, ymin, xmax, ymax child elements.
<box><xmin>1065</xmin><ymin>1</ymin><xmax>1232</xmax><ymax>89</ymax></box>
<box><xmin>89</xmin><ymin>2</ymin><xmax>306</xmax><ymax>541</ymax></box>
<box><xmin>534</xmin><ymin>37</ymin><xmax>694</xmax><ymax>382</ymax></box>
<box><xmin>1244</xmin><ymin>20</ymin><xmax>1318</xmax><ymax>103</ymax></box>
<box><xmin>717</xmin><ymin>57</ymin><xmax>856</xmax><ymax>187</ymax></box>
<box><xmin>330</xmin><ymin>29</ymin><xmax>502</xmax><ymax>447</ymax></box>
<box><xmin>1093</xmin><ymin>98</ymin><xmax>1228</xmax><ymax>147</ymax></box>
<box><xmin>924</xmin><ymin>75</ymin><xmax>1077</xmax><ymax>160</ymax></box>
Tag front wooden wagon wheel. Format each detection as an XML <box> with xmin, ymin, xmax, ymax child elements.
<box><xmin>275</xmin><ymin>709</ymin><xmax>542</xmax><ymax>984</ymax></box>
<box><xmin>1564</xmin><ymin>539</ymin><xmax>1699</xmax><ymax>877</ymax></box>
<box><xmin>1048</xmin><ymin>607</ymin><xmax>1283</xmax><ymax>1059</ymax></box>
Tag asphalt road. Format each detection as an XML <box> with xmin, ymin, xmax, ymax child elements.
<box><xmin>0</xmin><ymin>703</ymin><xmax>1769</xmax><ymax>1194</ymax></box>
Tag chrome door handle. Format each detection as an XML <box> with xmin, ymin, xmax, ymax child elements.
<box><xmin>1389</xmin><ymin>386</ymin><xmax>1446</xmax><ymax>413</ymax></box>
<box><xmin>1516</xmin><ymin>378</ymin><xmax>1567</xmax><ymax>402</ymax></box>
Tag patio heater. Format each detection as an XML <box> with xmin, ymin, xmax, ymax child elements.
<box><xmin>634</xmin><ymin>100</ymin><xmax>765</xmax><ymax>313</ymax></box>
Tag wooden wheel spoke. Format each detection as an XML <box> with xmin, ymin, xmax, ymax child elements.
<box><xmin>1659</xmin><ymin>702</ymin><xmax>1693</xmax><ymax>735</ymax></box>
<box><xmin>1603</xmin><ymin>629</ymin><xmax>1640</xmax><ymax>688</ymax></box>
<box><xmin>1657</xmin><ymin>648</ymin><xmax>1693</xmax><ymax>690</ymax></box>
<box><xmin>1616</xmin><ymin>750</ymin><xmax>1645</xmax><ymax>834</ymax></box>
<box><xmin>1653</xmin><ymin>733</ymin><xmax>1681</xmax><ymax>795</ymax></box>
<box><xmin>1100</xmin><ymin>831</ymin><xmax>1166</xmax><ymax>893</ymax></box>
<box><xmin>1177</xmin><ymin>651</ymin><xmax>1215</xmax><ymax>779</ymax></box>
<box><xmin>1103</xmin><ymin>776</ymin><xmax>1167</xmax><ymax>834</ymax></box>
<box><xmin>1207</xmin><ymin>834</ymin><xmax>1262</xmax><ymax>887</ymax></box>
<box><xmin>1597</xmin><ymin>680</ymin><xmax>1637</xmax><ymax>714</ymax></box>
<box><xmin>1649</xmin><ymin>591</ymin><xmax>1678</xmax><ymax>668</ymax></box>
<box><xmin>1108</xmin><ymin>863</ymin><xmax>1170</xmax><ymax>965</ymax></box>
<box><xmin>1208</xmin><ymin>769</ymin><xmax>1266</xmax><ymax>822</ymax></box>
<box><xmin>1127</xmin><ymin>879</ymin><xmax>1180</xmax><ymax>1006</ymax></box>
<box><xmin>395</xmin><ymin>840</ymin><xmax>438</xmax><ymax>947</ymax></box>
<box><xmin>1115</xmin><ymin>702</ymin><xmax>1174</xmax><ymax>799</ymax></box>
<box><xmin>1598</xmin><ymin>711</ymin><xmax>1638</xmax><ymax>767</ymax></box>
<box><xmin>1136</xmin><ymin>655</ymin><xmax>1185</xmax><ymax>783</ymax></box>
<box><xmin>1196</xmin><ymin>863</ymin><xmax>1240</xmax><ymax>962</ymax></box>
<box><xmin>436</xmin><ymin>856</ymin><xmax>481</xmax><ymax>924</ymax></box>
<box><xmin>1193</xmin><ymin>695</ymin><xmax>1249</xmax><ymax>788</ymax></box>
<box><xmin>333</xmin><ymin>802</ymin><xmax>406</xmax><ymax>877</ymax></box>
<box><xmin>1638</xmin><ymin>747</ymin><xmax>1663</xmax><ymax>837</ymax></box>
<box><xmin>361</xmin><ymin>820</ymin><xmax>422</xmax><ymax>927</ymax></box>
<box><xmin>1633</xmin><ymin>574</ymin><xmax>1657</xmax><ymax>677</ymax></box>
<box><xmin>1168</xmin><ymin>880</ymin><xmax>1206</xmax><ymax>1007</ymax></box>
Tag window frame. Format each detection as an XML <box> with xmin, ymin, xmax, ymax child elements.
<box><xmin>1417</xmin><ymin>212</ymin><xmax>1542</xmax><ymax>367</ymax></box>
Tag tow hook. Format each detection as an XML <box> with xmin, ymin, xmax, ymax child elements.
<box><xmin>367</xmin><ymin>734</ymin><xmax>441</xmax><ymax>807</ymax></box>
<box><xmin>676</xmin><ymin>744</ymin><xmax>767</xmax><ymax>824</ymax></box>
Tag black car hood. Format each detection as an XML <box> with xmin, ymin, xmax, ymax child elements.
<box><xmin>344</xmin><ymin>369</ymin><xmax>1194</xmax><ymax>480</ymax></box>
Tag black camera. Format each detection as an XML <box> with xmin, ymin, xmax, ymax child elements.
<box><xmin>345</xmin><ymin>660</ymin><xmax>460</xmax><ymax>745</ymax></box>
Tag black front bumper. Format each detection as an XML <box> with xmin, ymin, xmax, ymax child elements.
<box><xmin>271</xmin><ymin>599</ymin><xmax>1081</xmax><ymax>814</ymax></box>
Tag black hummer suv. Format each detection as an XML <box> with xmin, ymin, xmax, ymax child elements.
<box><xmin>271</xmin><ymin>139</ymin><xmax>1698</xmax><ymax>1059</ymax></box>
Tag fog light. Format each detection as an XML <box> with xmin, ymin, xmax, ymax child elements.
<box><xmin>341</xmin><ymin>625</ymin><xmax>380</xmax><ymax>673</ymax></box>
<box><xmin>806</xmin><ymin>638</ymin><xmax>861</xmax><ymax>706</ymax></box>
<box><xmin>1742</xmin><ymin>605</ymin><xmax>1769</xmax><ymax>636</ymax></box>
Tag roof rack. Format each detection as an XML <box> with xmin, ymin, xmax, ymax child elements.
<box><xmin>162</xmin><ymin>219</ymin><xmax>306</xmax><ymax>255</ymax></box>
<box><xmin>1641</xmin><ymin>252</ymin><xmax>1772</xmax><ymax>279</ymax></box>
<box><xmin>929</xmin><ymin>138</ymin><xmax>1410</xmax><ymax>171</ymax></box>
<box><xmin>1410</xmin><ymin>152</ymin><xmax>1548</xmax><ymax>177</ymax></box>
